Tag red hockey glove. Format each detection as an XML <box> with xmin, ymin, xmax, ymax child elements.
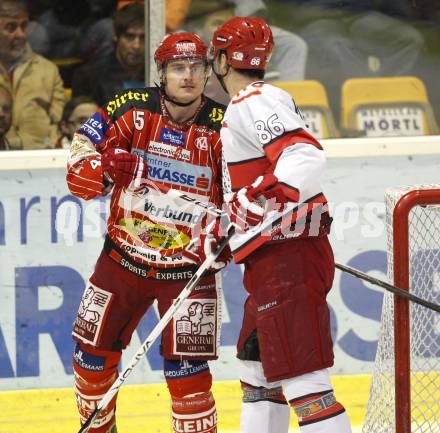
<box><xmin>182</xmin><ymin>218</ymin><xmax>231</xmax><ymax>271</ymax></box>
<box><xmin>101</xmin><ymin>148</ymin><xmax>147</xmax><ymax>190</ymax></box>
<box><xmin>228</xmin><ymin>174</ymin><xmax>287</xmax><ymax>230</ymax></box>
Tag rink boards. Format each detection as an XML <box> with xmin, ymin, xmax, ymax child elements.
<box><xmin>1</xmin><ymin>138</ymin><xmax>440</xmax><ymax>410</ymax></box>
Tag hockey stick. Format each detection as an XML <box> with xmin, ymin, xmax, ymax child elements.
<box><xmin>78</xmin><ymin>223</ymin><xmax>235</xmax><ymax>433</ymax></box>
<box><xmin>153</xmin><ymin>186</ymin><xmax>440</xmax><ymax>314</ymax></box>
<box><xmin>336</xmin><ymin>262</ymin><xmax>440</xmax><ymax>313</ymax></box>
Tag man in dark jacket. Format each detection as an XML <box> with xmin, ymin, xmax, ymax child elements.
<box><xmin>72</xmin><ymin>3</ymin><xmax>144</xmax><ymax>105</ymax></box>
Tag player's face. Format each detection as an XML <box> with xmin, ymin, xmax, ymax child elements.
<box><xmin>0</xmin><ymin>87</ymin><xmax>12</xmax><ymax>136</ymax></box>
<box><xmin>116</xmin><ymin>25</ymin><xmax>145</xmax><ymax>69</ymax></box>
<box><xmin>164</xmin><ymin>59</ymin><xmax>207</xmax><ymax>103</ymax></box>
<box><xmin>0</xmin><ymin>12</ymin><xmax>28</xmax><ymax>64</ymax></box>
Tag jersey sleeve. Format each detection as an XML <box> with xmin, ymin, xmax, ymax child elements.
<box><xmin>248</xmin><ymin>86</ymin><xmax>321</xmax><ymax>160</ymax></box>
<box><xmin>66</xmin><ymin>96</ymin><xmax>137</xmax><ymax>200</ymax></box>
<box><xmin>248</xmin><ymin>85</ymin><xmax>325</xmax><ymax>202</ymax></box>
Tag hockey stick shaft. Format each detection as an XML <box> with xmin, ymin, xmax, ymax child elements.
<box><xmin>336</xmin><ymin>262</ymin><xmax>440</xmax><ymax>313</ymax></box>
<box><xmin>160</xmin><ymin>187</ymin><xmax>440</xmax><ymax>313</ymax></box>
<box><xmin>78</xmin><ymin>224</ymin><xmax>235</xmax><ymax>433</ymax></box>
<box><xmin>162</xmin><ymin>186</ymin><xmax>440</xmax><ymax>313</ymax></box>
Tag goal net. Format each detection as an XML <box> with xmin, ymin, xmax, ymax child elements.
<box><xmin>362</xmin><ymin>184</ymin><xmax>440</xmax><ymax>433</ymax></box>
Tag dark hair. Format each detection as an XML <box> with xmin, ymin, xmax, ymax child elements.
<box><xmin>113</xmin><ymin>3</ymin><xmax>145</xmax><ymax>38</ymax></box>
<box><xmin>235</xmin><ymin>68</ymin><xmax>265</xmax><ymax>80</ymax></box>
<box><xmin>0</xmin><ymin>0</ymin><xmax>27</xmax><ymax>17</ymax></box>
<box><xmin>62</xmin><ymin>96</ymin><xmax>97</xmax><ymax>122</ymax></box>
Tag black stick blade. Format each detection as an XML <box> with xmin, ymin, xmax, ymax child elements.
<box><xmin>78</xmin><ymin>408</ymin><xmax>100</xmax><ymax>433</ymax></box>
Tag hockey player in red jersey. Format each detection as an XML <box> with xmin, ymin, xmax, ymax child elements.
<box><xmin>208</xmin><ymin>17</ymin><xmax>353</xmax><ymax>433</ymax></box>
<box><xmin>67</xmin><ymin>32</ymin><xmax>230</xmax><ymax>433</ymax></box>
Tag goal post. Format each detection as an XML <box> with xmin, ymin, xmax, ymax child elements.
<box><xmin>362</xmin><ymin>185</ymin><xmax>440</xmax><ymax>433</ymax></box>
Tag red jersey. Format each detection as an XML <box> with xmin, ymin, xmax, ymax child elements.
<box><xmin>67</xmin><ymin>87</ymin><xmax>225</xmax><ymax>270</ymax></box>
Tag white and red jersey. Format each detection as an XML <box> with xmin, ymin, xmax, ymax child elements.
<box><xmin>221</xmin><ymin>81</ymin><xmax>329</xmax><ymax>263</ymax></box>
<box><xmin>67</xmin><ymin>87</ymin><xmax>226</xmax><ymax>269</ymax></box>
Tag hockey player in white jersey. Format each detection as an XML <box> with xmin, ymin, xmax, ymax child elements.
<box><xmin>207</xmin><ymin>16</ymin><xmax>353</xmax><ymax>433</ymax></box>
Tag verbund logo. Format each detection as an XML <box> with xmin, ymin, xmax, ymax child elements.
<box><xmin>160</xmin><ymin>128</ymin><xmax>186</xmax><ymax>147</ymax></box>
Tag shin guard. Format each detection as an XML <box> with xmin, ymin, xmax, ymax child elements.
<box><xmin>73</xmin><ymin>343</ymin><xmax>121</xmax><ymax>433</ymax></box>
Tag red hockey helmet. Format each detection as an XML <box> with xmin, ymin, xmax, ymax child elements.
<box><xmin>154</xmin><ymin>32</ymin><xmax>208</xmax><ymax>71</ymax></box>
<box><xmin>209</xmin><ymin>16</ymin><xmax>274</xmax><ymax>70</ymax></box>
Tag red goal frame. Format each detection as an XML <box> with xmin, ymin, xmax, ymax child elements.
<box><xmin>393</xmin><ymin>188</ymin><xmax>440</xmax><ymax>433</ymax></box>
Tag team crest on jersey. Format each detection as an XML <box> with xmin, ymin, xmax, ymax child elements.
<box><xmin>195</xmin><ymin>136</ymin><xmax>208</xmax><ymax>151</ymax></box>
<box><xmin>209</xmin><ymin>107</ymin><xmax>223</xmax><ymax>123</ymax></box>
<box><xmin>173</xmin><ymin>299</ymin><xmax>217</xmax><ymax>355</ymax></box>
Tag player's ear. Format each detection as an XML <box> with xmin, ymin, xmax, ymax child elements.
<box><xmin>217</xmin><ymin>51</ymin><xmax>229</xmax><ymax>73</ymax></box>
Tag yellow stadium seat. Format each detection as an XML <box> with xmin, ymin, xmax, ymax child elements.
<box><xmin>341</xmin><ymin>76</ymin><xmax>439</xmax><ymax>137</ymax></box>
<box><xmin>64</xmin><ymin>88</ymin><xmax>72</xmax><ymax>100</ymax></box>
<box><xmin>274</xmin><ymin>80</ymin><xmax>339</xmax><ymax>138</ymax></box>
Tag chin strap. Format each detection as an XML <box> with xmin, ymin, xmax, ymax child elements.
<box><xmin>211</xmin><ymin>57</ymin><xmax>230</xmax><ymax>95</ymax></box>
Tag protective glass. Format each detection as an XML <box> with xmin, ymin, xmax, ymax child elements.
<box><xmin>165</xmin><ymin>59</ymin><xmax>208</xmax><ymax>79</ymax></box>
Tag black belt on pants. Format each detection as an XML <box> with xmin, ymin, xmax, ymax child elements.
<box><xmin>103</xmin><ymin>236</ymin><xmax>209</xmax><ymax>281</ymax></box>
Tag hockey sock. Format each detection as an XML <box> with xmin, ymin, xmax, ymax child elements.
<box><xmin>240</xmin><ymin>381</ymin><xmax>290</xmax><ymax>433</ymax></box>
<box><xmin>238</xmin><ymin>360</ymin><xmax>291</xmax><ymax>433</ymax></box>
<box><xmin>282</xmin><ymin>369</ymin><xmax>352</xmax><ymax>433</ymax></box>
<box><xmin>171</xmin><ymin>391</ymin><xmax>217</xmax><ymax>433</ymax></box>
<box><xmin>165</xmin><ymin>359</ymin><xmax>217</xmax><ymax>433</ymax></box>
<box><xmin>73</xmin><ymin>343</ymin><xmax>121</xmax><ymax>433</ymax></box>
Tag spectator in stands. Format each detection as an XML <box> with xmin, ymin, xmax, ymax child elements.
<box><xmin>116</xmin><ymin>0</ymin><xmax>190</xmax><ymax>32</ymax></box>
<box><xmin>232</xmin><ymin>0</ymin><xmax>308</xmax><ymax>81</ymax></box>
<box><xmin>198</xmin><ymin>1</ymin><xmax>308</xmax><ymax>104</ymax></box>
<box><xmin>55</xmin><ymin>96</ymin><xmax>99</xmax><ymax>149</ymax></box>
<box><xmin>28</xmin><ymin>1</ymin><xmax>117</xmax><ymax>85</ymax></box>
<box><xmin>165</xmin><ymin>0</ymin><xmax>192</xmax><ymax>32</ymax></box>
<box><xmin>0</xmin><ymin>85</ymin><xmax>12</xmax><ymax>151</ymax></box>
<box><xmin>0</xmin><ymin>0</ymin><xmax>65</xmax><ymax>149</ymax></box>
<box><xmin>34</xmin><ymin>0</ymin><xmax>92</xmax><ymax>60</ymax></box>
<box><xmin>71</xmin><ymin>3</ymin><xmax>145</xmax><ymax>105</ymax></box>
